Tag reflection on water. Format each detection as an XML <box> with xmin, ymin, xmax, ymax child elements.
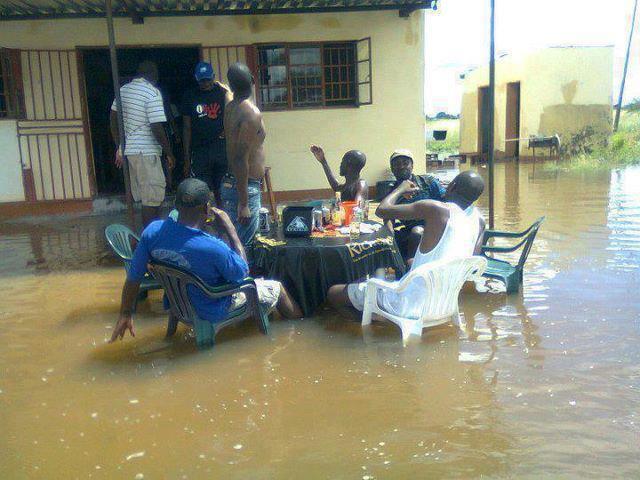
<box><xmin>1</xmin><ymin>163</ymin><xmax>639</xmax><ymax>478</ymax></box>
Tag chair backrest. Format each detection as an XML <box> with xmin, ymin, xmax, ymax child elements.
<box><xmin>516</xmin><ymin>217</ymin><xmax>544</xmax><ymax>271</ymax></box>
<box><xmin>105</xmin><ymin>224</ymin><xmax>139</xmax><ymax>261</ymax></box>
<box><xmin>149</xmin><ymin>261</ymin><xmax>209</xmax><ymax>325</ymax></box>
<box><xmin>399</xmin><ymin>256</ymin><xmax>487</xmax><ymax>321</ymax></box>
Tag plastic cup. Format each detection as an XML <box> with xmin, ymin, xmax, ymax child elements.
<box><xmin>342</xmin><ymin>201</ymin><xmax>358</xmax><ymax>226</ymax></box>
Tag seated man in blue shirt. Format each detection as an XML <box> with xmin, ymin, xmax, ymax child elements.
<box><xmin>383</xmin><ymin>149</ymin><xmax>446</xmax><ymax>263</ymax></box>
<box><xmin>110</xmin><ymin>178</ymin><xmax>302</xmax><ymax>342</ymax></box>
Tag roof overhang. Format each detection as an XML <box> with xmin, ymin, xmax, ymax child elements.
<box><xmin>0</xmin><ymin>0</ymin><xmax>436</xmax><ymax>21</ymax></box>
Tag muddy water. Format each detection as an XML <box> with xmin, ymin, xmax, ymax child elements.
<box><xmin>1</xmin><ymin>163</ymin><xmax>639</xmax><ymax>479</ymax></box>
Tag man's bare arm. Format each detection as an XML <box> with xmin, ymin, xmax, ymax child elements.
<box><xmin>310</xmin><ymin>145</ymin><xmax>342</xmax><ymax>192</ymax></box>
<box><xmin>110</xmin><ymin>110</ymin><xmax>120</xmax><ymax>147</ymax></box>
<box><xmin>110</xmin><ymin>279</ymin><xmax>140</xmax><ymax>342</ymax></box>
<box><xmin>151</xmin><ymin>122</ymin><xmax>175</xmax><ymax>170</ymax></box>
<box><xmin>376</xmin><ymin>180</ymin><xmax>440</xmax><ymax>224</ymax></box>
<box><xmin>473</xmin><ymin>216</ymin><xmax>486</xmax><ymax>255</ymax></box>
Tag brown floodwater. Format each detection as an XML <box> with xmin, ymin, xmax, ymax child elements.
<box><xmin>1</xmin><ymin>163</ymin><xmax>639</xmax><ymax>479</ymax></box>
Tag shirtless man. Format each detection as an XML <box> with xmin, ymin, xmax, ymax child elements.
<box><xmin>309</xmin><ymin>145</ymin><xmax>368</xmax><ymax>204</ymax></box>
<box><xmin>327</xmin><ymin>171</ymin><xmax>485</xmax><ymax>317</ymax></box>
<box><xmin>221</xmin><ymin>62</ymin><xmax>266</xmax><ymax>249</ymax></box>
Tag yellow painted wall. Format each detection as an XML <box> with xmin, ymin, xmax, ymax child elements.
<box><xmin>0</xmin><ymin>11</ymin><xmax>426</xmax><ymax>194</ymax></box>
<box><xmin>460</xmin><ymin>46</ymin><xmax>613</xmax><ymax>157</ymax></box>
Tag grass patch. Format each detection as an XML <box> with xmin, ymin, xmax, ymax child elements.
<box><xmin>545</xmin><ymin>111</ymin><xmax>640</xmax><ymax>172</ymax></box>
<box><xmin>426</xmin><ymin>118</ymin><xmax>460</xmax><ymax>155</ymax></box>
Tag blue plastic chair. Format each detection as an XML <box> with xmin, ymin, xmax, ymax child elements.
<box><xmin>104</xmin><ymin>224</ymin><xmax>162</xmax><ymax>302</ymax></box>
<box><xmin>149</xmin><ymin>260</ymin><xmax>269</xmax><ymax>349</ymax></box>
<box><xmin>481</xmin><ymin>217</ymin><xmax>545</xmax><ymax>293</ymax></box>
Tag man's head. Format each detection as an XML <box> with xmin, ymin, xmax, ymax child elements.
<box><xmin>175</xmin><ymin>178</ymin><xmax>212</xmax><ymax>223</ymax></box>
<box><xmin>137</xmin><ymin>61</ymin><xmax>159</xmax><ymax>85</ymax></box>
<box><xmin>194</xmin><ymin>61</ymin><xmax>215</xmax><ymax>91</ymax></box>
<box><xmin>390</xmin><ymin>149</ymin><xmax>414</xmax><ymax>182</ymax></box>
<box><xmin>227</xmin><ymin>63</ymin><xmax>254</xmax><ymax>99</ymax></box>
<box><xmin>444</xmin><ymin>171</ymin><xmax>485</xmax><ymax>207</ymax></box>
<box><xmin>340</xmin><ymin>150</ymin><xmax>366</xmax><ymax>177</ymax></box>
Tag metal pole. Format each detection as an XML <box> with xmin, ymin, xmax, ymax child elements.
<box><xmin>614</xmin><ymin>0</ymin><xmax>638</xmax><ymax>132</ymax></box>
<box><xmin>488</xmin><ymin>0</ymin><xmax>496</xmax><ymax>229</ymax></box>
<box><xmin>105</xmin><ymin>0</ymin><xmax>134</xmax><ymax>215</ymax></box>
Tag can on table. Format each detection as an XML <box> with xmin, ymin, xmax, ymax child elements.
<box><xmin>313</xmin><ymin>209</ymin><xmax>324</xmax><ymax>231</ymax></box>
<box><xmin>258</xmin><ymin>207</ymin><xmax>270</xmax><ymax>233</ymax></box>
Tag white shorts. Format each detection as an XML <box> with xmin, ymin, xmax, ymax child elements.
<box><xmin>347</xmin><ymin>281</ymin><xmax>368</xmax><ymax>312</ymax></box>
<box><xmin>127</xmin><ymin>154</ymin><xmax>166</xmax><ymax>207</ymax></box>
<box><xmin>232</xmin><ymin>278</ymin><xmax>281</xmax><ymax>313</ymax></box>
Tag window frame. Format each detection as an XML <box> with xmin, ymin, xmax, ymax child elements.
<box><xmin>0</xmin><ymin>48</ymin><xmax>25</xmax><ymax>120</ymax></box>
<box><xmin>254</xmin><ymin>41</ymin><xmax>360</xmax><ymax>112</ymax></box>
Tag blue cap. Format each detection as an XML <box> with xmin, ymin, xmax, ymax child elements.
<box><xmin>194</xmin><ymin>62</ymin><xmax>214</xmax><ymax>81</ymax></box>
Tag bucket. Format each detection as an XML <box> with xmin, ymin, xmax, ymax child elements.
<box><xmin>342</xmin><ymin>201</ymin><xmax>358</xmax><ymax>226</ymax></box>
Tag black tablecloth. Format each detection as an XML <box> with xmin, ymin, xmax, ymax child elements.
<box><xmin>254</xmin><ymin>223</ymin><xmax>406</xmax><ymax>316</ymax></box>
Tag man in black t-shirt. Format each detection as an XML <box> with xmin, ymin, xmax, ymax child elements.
<box><xmin>181</xmin><ymin>61</ymin><xmax>232</xmax><ymax>205</ymax></box>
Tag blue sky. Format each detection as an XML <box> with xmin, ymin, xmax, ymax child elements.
<box><xmin>425</xmin><ymin>0</ymin><xmax>640</xmax><ymax>115</ymax></box>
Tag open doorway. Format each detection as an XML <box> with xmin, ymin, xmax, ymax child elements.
<box><xmin>477</xmin><ymin>86</ymin><xmax>490</xmax><ymax>157</ymax></box>
<box><xmin>81</xmin><ymin>46</ymin><xmax>201</xmax><ymax>195</ymax></box>
<box><xmin>505</xmin><ymin>82</ymin><xmax>521</xmax><ymax>159</ymax></box>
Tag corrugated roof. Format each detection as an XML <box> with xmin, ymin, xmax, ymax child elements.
<box><xmin>0</xmin><ymin>0</ymin><xmax>435</xmax><ymax>20</ymax></box>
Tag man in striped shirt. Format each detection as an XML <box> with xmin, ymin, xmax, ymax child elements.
<box><xmin>110</xmin><ymin>61</ymin><xmax>175</xmax><ymax>226</ymax></box>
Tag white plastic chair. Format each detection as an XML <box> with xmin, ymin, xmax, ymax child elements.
<box><xmin>361</xmin><ymin>256</ymin><xmax>487</xmax><ymax>344</ymax></box>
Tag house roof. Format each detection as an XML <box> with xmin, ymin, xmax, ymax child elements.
<box><xmin>0</xmin><ymin>0</ymin><xmax>435</xmax><ymax>20</ymax></box>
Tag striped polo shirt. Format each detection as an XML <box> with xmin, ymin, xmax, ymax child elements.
<box><xmin>111</xmin><ymin>78</ymin><xmax>167</xmax><ymax>156</ymax></box>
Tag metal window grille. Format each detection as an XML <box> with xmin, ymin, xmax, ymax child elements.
<box><xmin>257</xmin><ymin>42</ymin><xmax>359</xmax><ymax>111</ymax></box>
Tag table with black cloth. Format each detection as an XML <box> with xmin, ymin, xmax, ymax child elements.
<box><xmin>253</xmin><ymin>222</ymin><xmax>406</xmax><ymax>316</ymax></box>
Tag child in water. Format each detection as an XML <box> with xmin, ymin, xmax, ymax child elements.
<box><xmin>310</xmin><ymin>145</ymin><xmax>368</xmax><ymax>204</ymax></box>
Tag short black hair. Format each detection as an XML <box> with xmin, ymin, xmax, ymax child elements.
<box><xmin>452</xmin><ymin>171</ymin><xmax>484</xmax><ymax>203</ymax></box>
<box><xmin>227</xmin><ymin>63</ymin><xmax>253</xmax><ymax>95</ymax></box>
<box><xmin>343</xmin><ymin>150</ymin><xmax>366</xmax><ymax>173</ymax></box>
<box><xmin>175</xmin><ymin>178</ymin><xmax>211</xmax><ymax>208</ymax></box>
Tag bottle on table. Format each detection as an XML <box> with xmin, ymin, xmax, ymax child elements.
<box><xmin>332</xmin><ymin>191</ymin><xmax>343</xmax><ymax>227</ymax></box>
<box><xmin>349</xmin><ymin>206</ymin><xmax>363</xmax><ymax>241</ymax></box>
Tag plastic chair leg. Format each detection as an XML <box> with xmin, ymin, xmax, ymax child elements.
<box><xmin>193</xmin><ymin>319</ymin><xmax>215</xmax><ymax>349</ymax></box>
<box><xmin>257</xmin><ymin>306</ymin><xmax>270</xmax><ymax>335</ymax></box>
<box><xmin>362</xmin><ymin>300</ymin><xmax>374</xmax><ymax>326</ymax></box>
<box><xmin>166</xmin><ymin>314</ymin><xmax>179</xmax><ymax>338</ymax></box>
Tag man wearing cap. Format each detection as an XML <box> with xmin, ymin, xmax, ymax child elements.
<box><xmin>110</xmin><ymin>178</ymin><xmax>302</xmax><ymax>342</ymax></box>
<box><xmin>181</xmin><ymin>62</ymin><xmax>232</xmax><ymax>206</ymax></box>
<box><xmin>386</xmin><ymin>149</ymin><xmax>446</xmax><ymax>262</ymax></box>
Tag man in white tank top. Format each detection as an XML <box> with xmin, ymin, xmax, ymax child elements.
<box><xmin>327</xmin><ymin>171</ymin><xmax>486</xmax><ymax>317</ymax></box>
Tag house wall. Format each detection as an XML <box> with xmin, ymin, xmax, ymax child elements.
<box><xmin>0</xmin><ymin>11</ymin><xmax>426</xmax><ymax>197</ymax></box>
<box><xmin>0</xmin><ymin>120</ymin><xmax>25</xmax><ymax>202</ymax></box>
<box><xmin>460</xmin><ymin>46</ymin><xmax>613</xmax><ymax>157</ymax></box>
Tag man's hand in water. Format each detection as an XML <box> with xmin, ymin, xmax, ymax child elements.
<box><xmin>238</xmin><ymin>204</ymin><xmax>252</xmax><ymax>224</ymax></box>
<box><xmin>110</xmin><ymin>314</ymin><xmax>135</xmax><ymax>342</ymax></box>
<box><xmin>310</xmin><ymin>145</ymin><xmax>327</xmax><ymax>164</ymax></box>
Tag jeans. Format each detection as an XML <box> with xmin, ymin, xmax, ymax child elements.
<box><xmin>220</xmin><ymin>173</ymin><xmax>262</xmax><ymax>249</ymax></box>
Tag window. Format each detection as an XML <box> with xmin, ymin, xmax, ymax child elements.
<box><xmin>0</xmin><ymin>49</ymin><xmax>24</xmax><ymax>119</ymax></box>
<box><xmin>257</xmin><ymin>42</ymin><xmax>358</xmax><ymax>110</ymax></box>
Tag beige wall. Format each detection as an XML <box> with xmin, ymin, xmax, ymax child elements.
<box><xmin>0</xmin><ymin>11</ymin><xmax>426</xmax><ymax>194</ymax></box>
<box><xmin>0</xmin><ymin>121</ymin><xmax>25</xmax><ymax>202</ymax></box>
<box><xmin>460</xmin><ymin>46</ymin><xmax>613</xmax><ymax>157</ymax></box>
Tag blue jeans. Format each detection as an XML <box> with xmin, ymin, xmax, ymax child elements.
<box><xmin>220</xmin><ymin>173</ymin><xmax>262</xmax><ymax>249</ymax></box>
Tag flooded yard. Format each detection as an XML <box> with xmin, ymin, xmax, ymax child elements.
<box><xmin>1</xmin><ymin>163</ymin><xmax>639</xmax><ymax>479</ymax></box>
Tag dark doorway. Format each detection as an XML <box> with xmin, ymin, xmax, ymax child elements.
<box><xmin>477</xmin><ymin>86</ymin><xmax>490</xmax><ymax>156</ymax></box>
<box><xmin>81</xmin><ymin>46</ymin><xmax>200</xmax><ymax>195</ymax></box>
<box><xmin>505</xmin><ymin>82</ymin><xmax>521</xmax><ymax>159</ymax></box>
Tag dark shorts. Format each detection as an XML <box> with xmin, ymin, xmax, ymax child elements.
<box><xmin>191</xmin><ymin>142</ymin><xmax>227</xmax><ymax>192</ymax></box>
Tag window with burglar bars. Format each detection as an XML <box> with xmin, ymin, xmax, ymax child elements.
<box><xmin>0</xmin><ymin>48</ymin><xmax>25</xmax><ymax>119</ymax></box>
<box><xmin>257</xmin><ymin>42</ymin><xmax>364</xmax><ymax>110</ymax></box>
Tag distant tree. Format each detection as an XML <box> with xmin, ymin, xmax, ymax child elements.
<box><xmin>624</xmin><ymin>98</ymin><xmax>640</xmax><ymax>112</ymax></box>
